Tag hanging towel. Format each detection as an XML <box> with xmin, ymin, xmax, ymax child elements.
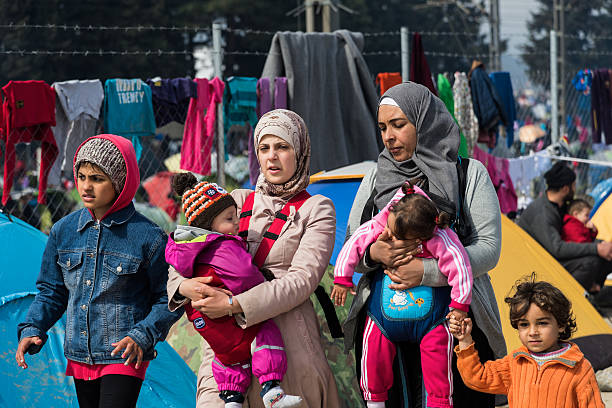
<box><xmin>103</xmin><ymin>78</ymin><xmax>156</xmax><ymax>160</ymax></box>
<box><xmin>1</xmin><ymin>80</ymin><xmax>58</xmax><ymax>205</ymax></box>
<box><xmin>376</xmin><ymin>72</ymin><xmax>403</xmax><ymax>96</ymax></box>
<box><xmin>224</xmin><ymin>77</ymin><xmax>258</xmax><ymax>158</ymax></box>
<box><xmin>468</xmin><ymin>60</ymin><xmax>507</xmax><ymax>133</ymax></box>
<box><xmin>146</xmin><ymin>77</ymin><xmax>198</xmax><ymax>127</ymax></box>
<box><xmin>261</xmin><ymin>30</ymin><xmax>380</xmax><ymax>173</ymax></box>
<box><xmin>453</xmin><ymin>72</ymin><xmax>479</xmax><ymax>156</ymax></box>
<box><xmin>250</xmin><ymin>77</ymin><xmax>289</xmax><ymax>184</ymax></box>
<box><xmin>180</xmin><ymin>77</ymin><xmax>225</xmax><ymax>175</ymax></box>
<box><xmin>591</xmin><ymin>68</ymin><xmax>612</xmax><ymax>144</ymax></box>
<box><xmin>489</xmin><ymin>71</ymin><xmax>517</xmax><ymax>147</ymax></box>
<box><xmin>472</xmin><ymin>145</ymin><xmax>517</xmax><ymax>214</ymax></box>
<box><xmin>409</xmin><ymin>33</ymin><xmax>437</xmax><ymax>96</ymax></box>
<box><xmin>437</xmin><ymin>74</ymin><xmax>468</xmax><ymax>158</ymax></box>
<box><xmin>49</xmin><ymin>79</ymin><xmax>104</xmax><ymax>186</ymax></box>
<box><xmin>274</xmin><ymin>77</ymin><xmax>288</xmax><ymax>109</ymax></box>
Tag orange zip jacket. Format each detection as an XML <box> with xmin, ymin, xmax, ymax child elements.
<box><xmin>455</xmin><ymin>342</ymin><xmax>604</xmax><ymax>407</ymax></box>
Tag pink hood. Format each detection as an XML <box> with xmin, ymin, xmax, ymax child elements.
<box><xmin>73</xmin><ymin>134</ymin><xmax>140</xmax><ymax>220</ymax></box>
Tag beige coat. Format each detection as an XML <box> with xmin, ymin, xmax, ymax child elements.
<box><xmin>167</xmin><ymin>189</ymin><xmax>342</xmax><ymax>408</ymax></box>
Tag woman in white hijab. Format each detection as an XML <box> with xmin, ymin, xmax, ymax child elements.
<box><xmin>167</xmin><ymin>109</ymin><xmax>342</xmax><ymax>408</ymax></box>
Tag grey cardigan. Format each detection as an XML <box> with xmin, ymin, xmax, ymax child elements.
<box><xmin>343</xmin><ymin>159</ymin><xmax>507</xmax><ymax>360</ymax></box>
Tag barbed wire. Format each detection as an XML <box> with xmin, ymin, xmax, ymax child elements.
<box><xmin>224</xmin><ymin>50</ymin><xmax>269</xmax><ymax>56</ymax></box>
<box><xmin>0</xmin><ymin>22</ymin><xmax>209</xmax><ymax>33</ymax></box>
<box><xmin>0</xmin><ymin>49</ymin><xmax>557</xmax><ymax>58</ymax></box>
<box><xmin>0</xmin><ymin>23</ymin><xmax>505</xmax><ymax>40</ymax></box>
<box><xmin>362</xmin><ymin>31</ymin><xmax>400</xmax><ymax>37</ymax></box>
<box><xmin>223</xmin><ymin>27</ymin><xmax>276</xmax><ymax>36</ymax></box>
<box><xmin>0</xmin><ymin>49</ymin><xmax>191</xmax><ymax>56</ymax></box>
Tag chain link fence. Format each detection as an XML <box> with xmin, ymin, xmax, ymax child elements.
<box><xmin>2</xmin><ymin>62</ymin><xmax>611</xmax><ymax>232</ymax></box>
<box><xmin>0</xmin><ymin>99</ymin><xmax>255</xmax><ymax>234</ymax></box>
<box><xmin>511</xmin><ymin>69</ymin><xmax>612</xmax><ymax>205</ymax></box>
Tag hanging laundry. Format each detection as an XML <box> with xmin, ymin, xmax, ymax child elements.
<box><xmin>572</xmin><ymin>69</ymin><xmax>593</xmax><ymax>95</ymax></box>
<box><xmin>489</xmin><ymin>72</ymin><xmax>517</xmax><ymax>148</ymax></box>
<box><xmin>468</xmin><ymin>60</ymin><xmax>507</xmax><ymax>148</ymax></box>
<box><xmin>103</xmin><ymin>78</ymin><xmax>156</xmax><ymax>160</ymax></box>
<box><xmin>261</xmin><ymin>30</ymin><xmax>380</xmax><ymax>173</ymax></box>
<box><xmin>376</xmin><ymin>72</ymin><xmax>402</xmax><ymax>96</ymax></box>
<box><xmin>472</xmin><ymin>145</ymin><xmax>517</xmax><ymax>214</ymax></box>
<box><xmin>437</xmin><ymin>74</ymin><xmax>468</xmax><ymax>158</ymax></box>
<box><xmin>49</xmin><ymin>80</ymin><xmax>104</xmax><ymax>187</ymax></box>
<box><xmin>274</xmin><ymin>77</ymin><xmax>288</xmax><ymax>109</ymax></box>
<box><xmin>145</xmin><ymin>77</ymin><xmax>198</xmax><ymax>127</ymax></box>
<box><xmin>251</xmin><ymin>77</ymin><xmax>289</xmax><ymax>184</ymax></box>
<box><xmin>507</xmin><ymin>150</ymin><xmax>551</xmax><ymax>209</ymax></box>
<box><xmin>410</xmin><ymin>33</ymin><xmax>437</xmax><ymax>96</ymax></box>
<box><xmin>180</xmin><ymin>77</ymin><xmax>225</xmax><ymax>175</ymax></box>
<box><xmin>591</xmin><ymin>68</ymin><xmax>612</xmax><ymax>144</ymax></box>
<box><xmin>1</xmin><ymin>80</ymin><xmax>58</xmax><ymax>205</ymax></box>
<box><xmin>224</xmin><ymin>76</ymin><xmax>258</xmax><ymax>158</ymax></box>
<box><xmin>453</xmin><ymin>72</ymin><xmax>479</xmax><ymax>156</ymax></box>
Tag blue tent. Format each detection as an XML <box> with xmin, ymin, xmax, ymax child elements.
<box><xmin>589</xmin><ymin>177</ymin><xmax>612</xmax><ymax>216</ymax></box>
<box><xmin>0</xmin><ymin>211</ymin><xmax>196</xmax><ymax>407</ymax></box>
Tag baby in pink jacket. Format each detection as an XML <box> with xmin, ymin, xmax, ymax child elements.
<box><xmin>332</xmin><ymin>182</ymin><xmax>473</xmax><ymax>408</ymax></box>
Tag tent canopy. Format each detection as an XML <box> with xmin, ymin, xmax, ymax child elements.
<box><xmin>0</xmin><ymin>212</ymin><xmax>196</xmax><ymax>407</ymax></box>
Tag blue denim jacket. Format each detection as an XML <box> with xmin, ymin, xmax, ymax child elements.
<box><xmin>17</xmin><ymin>203</ymin><xmax>182</xmax><ymax>364</ymax></box>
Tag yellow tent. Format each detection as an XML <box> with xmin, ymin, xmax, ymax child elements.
<box><xmin>490</xmin><ymin>215</ymin><xmax>612</xmax><ymax>368</ymax></box>
<box><xmin>592</xmin><ymin>193</ymin><xmax>612</xmax><ymax>243</ymax></box>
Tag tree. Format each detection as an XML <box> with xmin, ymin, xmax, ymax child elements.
<box><xmin>523</xmin><ymin>0</ymin><xmax>612</xmax><ymax>84</ymax></box>
<box><xmin>341</xmin><ymin>0</ymin><xmax>493</xmax><ymax>75</ymax></box>
<box><xmin>0</xmin><ymin>1</ymin><xmax>493</xmax><ymax>83</ymax></box>
<box><xmin>0</xmin><ymin>0</ymin><xmax>197</xmax><ymax>84</ymax></box>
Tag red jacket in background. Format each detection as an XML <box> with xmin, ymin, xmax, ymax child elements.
<box><xmin>1</xmin><ymin>80</ymin><xmax>57</xmax><ymax>205</ymax></box>
<box><xmin>562</xmin><ymin>214</ymin><xmax>598</xmax><ymax>243</ymax></box>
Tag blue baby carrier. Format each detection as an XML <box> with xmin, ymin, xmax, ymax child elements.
<box><xmin>367</xmin><ymin>272</ymin><xmax>451</xmax><ymax>342</ymax></box>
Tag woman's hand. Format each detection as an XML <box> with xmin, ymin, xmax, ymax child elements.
<box><xmin>191</xmin><ymin>286</ymin><xmax>242</xmax><ymax>319</ymax></box>
<box><xmin>384</xmin><ymin>258</ymin><xmax>424</xmax><ymax>290</ymax></box>
<box><xmin>111</xmin><ymin>336</ymin><xmax>144</xmax><ymax>368</ymax></box>
<box><xmin>15</xmin><ymin>336</ymin><xmax>43</xmax><ymax>369</ymax></box>
<box><xmin>370</xmin><ymin>229</ymin><xmax>422</xmax><ymax>268</ymax></box>
<box><xmin>178</xmin><ymin>276</ymin><xmax>215</xmax><ymax>301</ymax></box>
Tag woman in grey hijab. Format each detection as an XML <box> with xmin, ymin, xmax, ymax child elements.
<box><xmin>343</xmin><ymin>82</ymin><xmax>505</xmax><ymax>408</ymax></box>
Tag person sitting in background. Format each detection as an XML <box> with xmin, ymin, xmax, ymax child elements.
<box><xmin>518</xmin><ymin>162</ymin><xmax>612</xmax><ymax>294</ymax></box>
<box><xmin>562</xmin><ymin>199</ymin><xmax>598</xmax><ymax>244</ymax></box>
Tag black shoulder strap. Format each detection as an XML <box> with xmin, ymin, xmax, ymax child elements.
<box><xmin>455</xmin><ymin>157</ymin><xmax>472</xmax><ymax>244</ymax></box>
<box><xmin>360</xmin><ymin>187</ymin><xmax>379</xmax><ymax>225</ymax></box>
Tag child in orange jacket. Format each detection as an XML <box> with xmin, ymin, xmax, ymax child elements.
<box><xmin>449</xmin><ymin>275</ymin><xmax>604</xmax><ymax>408</ymax></box>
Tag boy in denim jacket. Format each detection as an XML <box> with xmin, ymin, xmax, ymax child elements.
<box><xmin>16</xmin><ymin>134</ymin><xmax>181</xmax><ymax>407</ymax></box>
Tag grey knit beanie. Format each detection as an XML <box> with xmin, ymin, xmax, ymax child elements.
<box><xmin>74</xmin><ymin>138</ymin><xmax>127</xmax><ymax>193</ymax></box>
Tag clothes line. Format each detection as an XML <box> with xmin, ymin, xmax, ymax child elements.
<box><xmin>547</xmin><ymin>154</ymin><xmax>612</xmax><ymax>168</ymax></box>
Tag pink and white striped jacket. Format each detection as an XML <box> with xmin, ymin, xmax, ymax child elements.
<box><xmin>334</xmin><ymin>185</ymin><xmax>472</xmax><ymax>312</ymax></box>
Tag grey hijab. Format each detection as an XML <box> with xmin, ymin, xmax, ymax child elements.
<box><xmin>375</xmin><ymin>82</ymin><xmax>460</xmax><ymax>211</ymax></box>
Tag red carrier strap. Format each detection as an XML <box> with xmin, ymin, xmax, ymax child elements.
<box><xmin>238</xmin><ymin>190</ymin><xmax>311</xmax><ymax>268</ymax></box>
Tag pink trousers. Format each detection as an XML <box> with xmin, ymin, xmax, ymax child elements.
<box><xmin>211</xmin><ymin>319</ymin><xmax>287</xmax><ymax>393</ymax></box>
<box><xmin>361</xmin><ymin>316</ymin><xmax>454</xmax><ymax>408</ymax></box>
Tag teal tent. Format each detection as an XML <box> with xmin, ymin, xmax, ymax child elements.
<box><xmin>0</xmin><ymin>211</ymin><xmax>196</xmax><ymax>407</ymax></box>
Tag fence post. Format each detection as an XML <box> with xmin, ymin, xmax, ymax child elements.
<box><xmin>550</xmin><ymin>29</ymin><xmax>558</xmax><ymax>144</ymax></box>
<box><xmin>212</xmin><ymin>21</ymin><xmax>226</xmax><ymax>187</ymax></box>
<box><xmin>401</xmin><ymin>27</ymin><xmax>409</xmax><ymax>82</ymax></box>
